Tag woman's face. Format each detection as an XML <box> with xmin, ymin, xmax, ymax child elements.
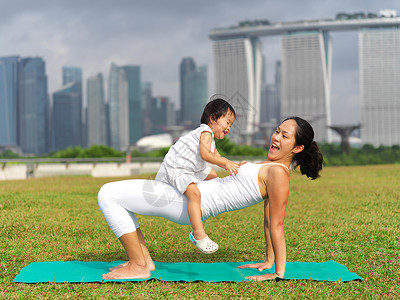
<box><xmin>268</xmin><ymin>119</ymin><xmax>302</xmax><ymax>160</ymax></box>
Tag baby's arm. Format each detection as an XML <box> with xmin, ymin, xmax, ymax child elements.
<box><xmin>199</xmin><ymin>132</ymin><xmax>239</xmax><ymax>175</ymax></box>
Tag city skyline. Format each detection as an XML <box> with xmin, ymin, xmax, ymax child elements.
<box><xmin>2</xmin><ymin>0</ymin><xmax>399</xmax><ymax>126</ymax></box>
<box><xmin>0</xmin><ymin>54</ymin><xmax>206</xmax><ymax>154</ymax></box>
<box><xmin>1</xmin><ymin>47</ymin><xmax>398</xmax><ymax>154</ymax></box>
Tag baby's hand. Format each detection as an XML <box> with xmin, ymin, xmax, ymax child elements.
<box><xmin>225</xmin><ymin>160</ymin><xmax>240</xmax><ymax>176</ymax></box>
<box><xmin>238</xmin><ymin>160</ymin><xmax>248</xmax><ymax>166</ymax></box>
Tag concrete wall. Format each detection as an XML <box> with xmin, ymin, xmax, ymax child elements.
<box><xmin>0</xmin><ymin>164</ymin><xmax>27</xmax><ymax>180</ymax></box>
<box><xmin>0</xmin><ymin>159</ymin><xmax>252</xmax><ymax>180</ymax></box>
<box><xmin>0</xmin><ymin>162</ymin><xmax>163</xmax><ymax>180</ymax></box>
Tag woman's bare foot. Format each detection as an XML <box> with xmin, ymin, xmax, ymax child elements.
<box><xmin>109</xmin><ymin>260</ymin><xmax>155</xmax><ymax>272</ymax></box>
<box><xmin>102</xmin><ymin>262</ymin><xmax>151</xmax><ymax>280</ymax></box>
<box><xmin>109</xmin><ymin>261</ymin><xmax>129</xmax><ymax>271</ymax></box>
<box><xmin>147</xmin><ymin>260</ymin><xmax>155</xmax><ymax>271</ymax></box>
<box><xmin>109</xmin><ymin>258</ymin><xmax>155</xmax><ymax>273</ymax></box>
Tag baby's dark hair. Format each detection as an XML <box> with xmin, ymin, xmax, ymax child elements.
<box><xmin>201</xmin><ymin>98</ymin><xmax>236</xmax><ymax>124</ymax></box>
<box><xmin>284</xmin><ymin>117</ymin><xmax>323</xmax><ymax>180</ymax></box>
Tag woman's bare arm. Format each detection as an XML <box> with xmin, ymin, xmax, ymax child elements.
<box><xmin>266</xmin><ymin>166</ymin><xmax>289</xmax><ymax>278</ymax></box>
<box><xmin>263</xmin><ymin>198</ymin><xmax>275</xmax><ymax>267</ymax></box>
<box><xmin>239</xmin><ymin>166</ymin><xmax>289</xmax><ymax>281</ymax></box>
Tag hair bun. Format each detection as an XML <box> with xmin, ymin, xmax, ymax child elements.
<box><xmin>300</xmin><ymin>141</ymin><xmax>323</xmax><ymax>180</ymax></box>
<box><xmin>284</xmin><ymin>117</ymin><xmax>324</xmax><ymax>180</ymax></box>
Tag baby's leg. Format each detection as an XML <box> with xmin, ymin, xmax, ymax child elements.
<box><xmin>185</xmin><ymin>182</ymin><xmax>219</xmax><ymax>254</ymax></box>
<box><xmin>204</xmin><ymin>168</ymin><xmax>218</xmax><ymax>180</ymax></box>
<box><xmin>185</xmin><ymin>183</ymin><xmax>206</xmax><ymax>240</ymax></box>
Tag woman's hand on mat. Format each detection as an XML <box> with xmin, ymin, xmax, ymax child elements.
<box><xmin>238</xmin><ymin>261</ymin><xmax>278</xmax><ymax>281</ymax></box>
<box><xmin>245</xmin><ymin>273</ymin><xmax>279</xmax><ymax>281</ymax></box>
<box><xmin>237</xmin><ymin>261</ymin><xmax>273</xmax><ymax>272</ymax></box>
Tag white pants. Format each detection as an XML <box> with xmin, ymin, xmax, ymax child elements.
<box><xmin>98</xmin><ymin>179</ymin><xmax>191</xmax><ymax>238</ymax></box>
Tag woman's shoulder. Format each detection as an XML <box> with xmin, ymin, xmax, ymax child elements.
<box><xmin>258</xmin><ymin>162</ymin><xmax>289</xmax><ymax>172</ymax></box>
<box><xmin>259</xmin><ymin>163</ymin><xmax>290</xmax><ymax>183</ymax></box>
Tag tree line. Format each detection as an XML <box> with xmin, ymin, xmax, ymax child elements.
<box><xmin>319</xmin><ymin>143</ymin><xmax>400</xmax><ymax>166</ymax></box>
<box><xmin>1</xmin><ymin>138</ymin><xmax>399</xmax><ymax>166</ymax></box>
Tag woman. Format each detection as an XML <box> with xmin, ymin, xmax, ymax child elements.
<box><xmin>98</xmin><ymin>117</ymin><xmax>323</xmax><ymax>281</ymax></box>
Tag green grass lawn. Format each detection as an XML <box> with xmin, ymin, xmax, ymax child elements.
<box><xmin>1</xmin><ymin>165</ymin><xmax>399</xmax><ymax>299</ymax></box>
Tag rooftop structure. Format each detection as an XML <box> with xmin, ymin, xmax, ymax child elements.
<box><xmin>210</xmin><ymin>16</ymin><xmax>400</xmax><ymax>40</ymax></box>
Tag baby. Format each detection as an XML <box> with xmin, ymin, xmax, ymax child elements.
<box><xmin>155</xmin><ymin>98</ymin><xmax>240</xmax><ymax>254</ymax></box>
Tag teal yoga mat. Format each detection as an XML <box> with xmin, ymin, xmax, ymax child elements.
<box><xmin>13</xmin><ymin>260</ymin><xmax>363</xmax><ymax>283</ymax></box>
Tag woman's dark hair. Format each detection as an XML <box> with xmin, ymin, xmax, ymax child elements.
<box><xmin>284</xmin><ymin>117</ymin><xmax>323</xmax><ymax>180</ymax></box>
<box><xmin>201</xmin><ymin>98</ymin><xmax>236</xmax><ymax>124</ymax></box>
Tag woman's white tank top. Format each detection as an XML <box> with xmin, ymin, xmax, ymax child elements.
<box><xmin>198</xmin><ymin>162</ymin><xmax>289</xmax><ymax>220</ymax></box>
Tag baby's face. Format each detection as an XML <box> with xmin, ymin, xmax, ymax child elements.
<box><xmin>210</xmin><ymin>110</ymin><xmax>235</xmax><ymax>139</ymax></box>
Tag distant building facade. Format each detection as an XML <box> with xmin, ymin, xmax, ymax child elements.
<box><xmin>63</xmin><ymin>66</ymin><xmax>82</xmax><ymax>87</ymax></box>
<box><xmin>0</xmin><ymin>55</ymin><xmax>49</xmax><ymax>154</ymax></box>
<box><xmin>260</xmin><ymin>60</ymin><xmax>281</xmax><ymax>125</ymax></box>
<box><xmin>260</xmin><ymin>83</ymin><xmax>279</xmax><ymax>124</ymax></box>
<box><xmin>181</xmin><ymin>61</ymin><xmax>208</xmax><ymax>128</ymax></box>
<box><xmin>275</xmin><ymin>60</ymin><xmax>282</xmax><ymax>120</ymax></box>
<box><xmin>280</xmin><ymin>31</ymin><xmax>332</xmax><ymax>142</ymax></box>
<box><xmin>107</xmin><ymin>63</ymin><xmax>142</xmax><ymax>151</ymax></box>
<box><xmin>121</xmin><ymin>65</ymin><xmax>142</xmax><ymax>144</ymax></box>
<box><xmin>52</xmin><ymin>82</ymin><xmax>82</xmax><ymax>151</ymax></box>
<box><xmin>0</xmin><ymin>56</ymin><xmax>19</xmax><ymax>147</ymax></box>
<box><xmin>108</xmin><ymin>63</ymin><xmax>128</xmax><ymax>151</ymax></box>
<box><xmin>141</xmin><ymin>82</ymin><xmax>153</xmax><ymax>137</ymax></box>
<box><xmin>212</xmin><ymin>38</ymin><xmax>262</xmax><ymax>144</ymax></box>
<box><xmin>359</xmin><ymin>26</ymin><xmax>400</xmax><ymax>146</ymax></box>
<box><xmin>179</xmin><ymin>57</ymin><xmax>196</xmax><ymax>125</ymax></box>
<box><xmin>62</xmin><ymin>66</ymin><xmax>84</xmax><ymax>147</ymax></box>
<box><xmin>18</xmin><ymin>57</ymin><xmax>48</xmax><ymax>154</ymax></box>
<box><xmin>148</xmin><ymin>96</ymin><xmax>175</xmax><ymax>135</ymax></box>
<box><xmin>87</xmin><ymin>73</ymin><xmax>107</xmax><ymax>146</ymax></box>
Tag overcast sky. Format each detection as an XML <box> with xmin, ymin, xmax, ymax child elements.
<box><xmin>1</xmin><ymin>0</ymin><xmax>399</xmax><ymax>125</ymax></box>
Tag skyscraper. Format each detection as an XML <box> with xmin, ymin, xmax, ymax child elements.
<box><xmin>280</xmin><ymin>31</ymin><xmax>332</xmax><ymax>142</ymax></box>
<box><xmin>148</xmin><ymin>96</ymin><xmax>175</xmax><ymax>135</ymax></box>
<box><xmin>87</xmin><ymin>73</ymin><xmax>107</xmax><ymax>146</ymax></box>
<box><xmin>0</xmin><ymin>56</ymin><xmax>19</xmax><ymax>147</ymax></box>
<box><xmin>359</xmin><ymin>26</ymin><xmax>400</xmax><ymax>146</ymax></box>
<box><xmin>260</xmin><ymin>84</ymin><xmax>279</xmax><ymax>124</ymax></box>
<box><xmin>63</xmin><ymin>66</ymin><xmax>82</xmax><ymax>87</ymax></box>
<box><xmin>108</xmin><ymin>63</ymin><xmax>129</xmax><ymax>151</ymax></box>
<box><xmin>181</xmin><ymin>63</ymin><xmax>208</xmax><ymax>128</ymax></box>
<box><xmin>141</xmin><ymin>82</ymin><xmax>153</xmax><ymax>137</ymax></box>
<box><xmin>121</xmin><ymin>65</ymin><xmax>142</xmax><ymax>144</ymax></box>
<box><xmin>52</xmin><ymin>82</ymin><xmax>82</xmax><ymax>151</ymax></box>
<box><xmin>108</xmin><ymin>63</ymin><xmax>142</xmax><ymax>151</ymax></box>
<box><xmin>260</xmin><ymin>60</ymin><xmax>281</xmax><ymax>125</ymax></box>
<box><xmin>212</xmin><ymin>38</ymin><xmax>262</xmax><ymax>144</ymax></box>
<box><xmin>62</xmin><ymin>66</ymin><xmax>84</xmax><ymax>147</ymax></box>
<box><xmin>18</xmin><ymin>57</ymin><xmax>48</xmax><ymax>154</ymax></box>
<box><xmin>275</xmin><ymin>60</ymin><xmax>282</xmax><ymax>118</ymax></box>
<box><xmin>108</xmin><ymin>63</ymin><xmax>119</xmax><ymax>149</ymax></box>
<box><xmin>179</xmin><ymin>57</ymin><xmax>196</xmax><ymax>124</ymax></box>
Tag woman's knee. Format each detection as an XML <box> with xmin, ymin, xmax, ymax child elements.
<box><xmin>98</xmin><ymin>182</ymin><xmax>114</xmax><ymax>209</ymax></box>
